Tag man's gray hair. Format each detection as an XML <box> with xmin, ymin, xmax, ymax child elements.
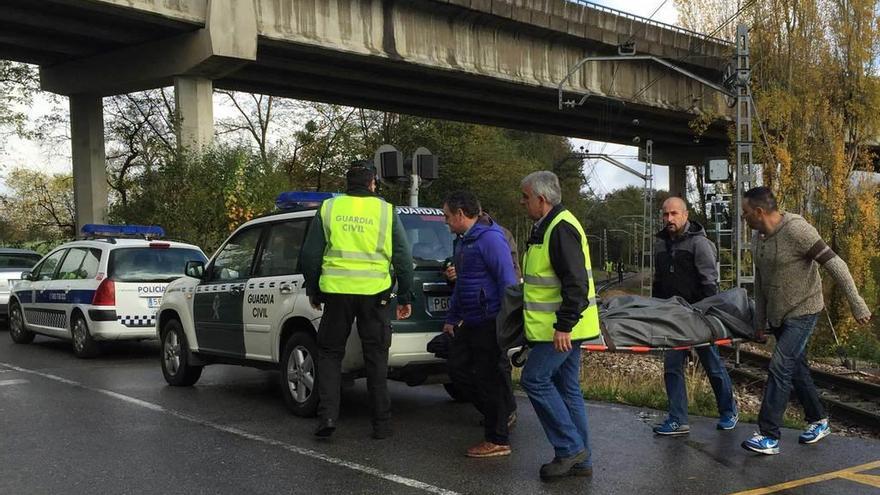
<box><xmin>521</xmin><ymin>171</ymin><xmax>562</xmax><ymax>206</ymax></box>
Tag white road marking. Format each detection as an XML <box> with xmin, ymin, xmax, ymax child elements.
<box><xmin>0</xmin><ymin>362</ymin><xmax>461</xmax><ymax>495</ymax></box>
<box><xmin>0</xmin><ymin>379</ymin><xmax>28</xmax><ymax>386</ymax></box>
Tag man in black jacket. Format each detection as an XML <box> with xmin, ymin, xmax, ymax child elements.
<box><xmin>300</xmin><ymin>164</ymin><xmax>414</xmax><ymax>440</ymax></box>
<box><xmin>651</xmin><ymin>197</ymin><xmax>738</xmax><ymax>436</ymax></box>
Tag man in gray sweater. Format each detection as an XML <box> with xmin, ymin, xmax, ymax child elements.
<box><xmin>740</xmin><ymin>187</ymin><xmax>872</xmax><ymax>455</ymax></box>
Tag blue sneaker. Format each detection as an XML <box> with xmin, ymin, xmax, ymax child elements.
<box><xmin>653</xmin><ymin>419</ymin><xmax>690</xmax><ymax>436</ymax></box>
<box><xmin>741</xmin><ymin>433</ymin><xmax>780</xmax><ymax>455</ymax></box>
<box><xmin>799</xmin><ymin>419</ymin><xmax>831</xmax><ymax>444</ymax></box>
<box><xmin>717</xmin><ymin>414</ymin><xmax>739</xmax><ymax>430</ymax></box>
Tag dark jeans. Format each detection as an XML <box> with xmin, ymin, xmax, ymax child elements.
<box><xmin>316</xmin><ymin>293</ymin><xmax>392</xmax><ymax>429</ymax></box>
<box><xmin>664</xmin><ymin>345</ymin><xmax>736</xmax><ymax>424</ymax></box>
<box><xmin>449</xmin><ymin>319</ymin><xmax>511</xmax><ymax>445</ymax></box>
<box><xmin>447</xmin><ymin>325</ymin><xmax>517</xmax><ymax>418</ymax></box>
<box><xmin>758</xmin><ymin>312</ymin><xmax>826</xmax><ymax>440</ymax></box>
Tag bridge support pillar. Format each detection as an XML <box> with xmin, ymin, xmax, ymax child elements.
<box><xmin>70</xmin><ymin>94</ymin><xmax>107</xmax><ymax>232</ymax></box>
<box><xmin>669</xmin><ymin>165</ymin><xmax>688</xmax><ymax>200</ymax></box>
<box><xmin>174</xmin><ymin>76</ymin><xmax>214</xmax><ymax>151</ymax></box>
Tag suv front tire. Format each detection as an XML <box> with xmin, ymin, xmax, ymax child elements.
<box><xmin>161</xmin><ymin>319</ymin><xmax>203</xmax><ymax>386</ymax></box>
<box><xmin>280</xmin><ymin>332</ymin><xmax>319</xmax><ymax>417</ymax></box>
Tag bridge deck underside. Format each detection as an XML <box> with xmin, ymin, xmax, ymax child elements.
<box><xmin>218</xmin><ymin>41</ymin><xmax>729</xmax><ymax>155</ymax></box>
<box><xmin>0</xmin><ymin>0</ymin><xmax>730</xmax><ymax>157</ymax></box>
<box><xmin>0</xmin><ymin>0</ymin><xmax>198</xmax><ymax>66</ymax></box>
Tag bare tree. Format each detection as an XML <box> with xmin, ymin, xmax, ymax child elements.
<box><xmin>104</xmin><ymin>88</ymin><xmax>177</xmax><ymax>206</ymax></box>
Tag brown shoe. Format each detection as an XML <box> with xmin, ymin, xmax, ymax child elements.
<box><xmin>466</xmin><ymin>441</ymin><xmax>511</xmax><ymax>458</ymax></box>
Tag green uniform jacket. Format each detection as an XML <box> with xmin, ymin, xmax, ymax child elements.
<box><xmin>300</xmin><ymin>189</ymin><xmax>414</xmax><ymax>305</ymax></box>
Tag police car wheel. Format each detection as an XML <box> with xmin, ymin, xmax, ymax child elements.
<box><xmin>281</xmin><ymin>333</ymin><xmax>319</xmax><ymax>417</ymax></box>
<box><xmin>8</xmin><ymin>302</ymin><xmax>35</xmax><ymax>344</ymax></box>
<box><xmin>161</xmin><ymin>319</ymin><xmax>202</xmax><ymax>387</ymax></box>
<box><xmin>71</xmin><ymin>313</ymin><xmax>99</xmax><ymax>358</ymax></box>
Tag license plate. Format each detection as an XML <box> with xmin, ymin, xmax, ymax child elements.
<box><xmin>147</xmin><ymin>297</ymin><xmax>162</xmax><ymax>309</ymax></box>
<box><xmin>426</xmin><ymin>296</ymin><xmax>450</xmax><ymax>313</ymax></box>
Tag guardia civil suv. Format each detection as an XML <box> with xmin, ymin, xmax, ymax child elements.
<box><xmin>156</xmin><ymin>192</ymin><xmax>455</xmax><ymax>417</ymax></box>
<box><xmin>8</xmin><ymin>225</ymin><xmax>206</xmax><ymax>358</ymax></box>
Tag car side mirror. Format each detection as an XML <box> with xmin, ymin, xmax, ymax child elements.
<box><xmin>185</xmin><ymin>260</ymin><xmax>205</xmax><ymax>279</ymax></box>
<box><xmin>20</xmin><ymin>271</ymin><xmax>32</xmax><ymax>281</ymax></box>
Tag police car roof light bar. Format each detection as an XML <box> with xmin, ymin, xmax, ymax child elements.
<box><xmin>275</xmin><ymin>191</ymin><xmax>339</xmax><ymax>210</ymax></box>
<box><xmin>81</xmin><ymin>224</ymin><xmax>166</xmax><ymax>240</ymax></box>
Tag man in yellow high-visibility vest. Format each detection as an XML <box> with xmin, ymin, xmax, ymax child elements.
<box><xmin>518</xmin><ymin>171</ymin><xmax>600</xmax><ymax>482</ymax></box>
<box><xmin>301</xmin><ymin>164</ymin><xmax>413</xmax><ymax>440</ymax></box>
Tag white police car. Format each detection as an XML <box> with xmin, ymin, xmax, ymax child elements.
<box><xmin>8</xmin><ymin>225</ymin><xmax>207</xmax><ymax>358</ymax></box>
<box><xmin>157</xmin><ymin>192</ymin><xmax>455</xmax><ymax>416</ymax></box>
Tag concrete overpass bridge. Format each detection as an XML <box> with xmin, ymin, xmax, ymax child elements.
<box><xmin>1</xmin><ymin>0</ymin><xmax>735</xmax><ymax>227</ymax></box>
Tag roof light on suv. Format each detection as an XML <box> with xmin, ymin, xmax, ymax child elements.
<box><xmin>81</xmin><ymin>224</ymin><xmax>165</xmax><ymax>238</ymax></box>
<box><xmin>275</xmin><ymin>192</ymin><xmax>338</xmax><ymax>210</ymax></box>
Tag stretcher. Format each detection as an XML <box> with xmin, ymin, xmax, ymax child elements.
<box><xmin>499</xmin><ymin>287</ymin><xmax>756</xmax><ymax>365</ymax></box>
<box><xmin>510</xmin><ymin>338</ymin><xmax>746</xmax><ymax>367</ymax></box>
<box><xmin>581</xmin><ymin>337</ymin><xmax>743</xmax><ymax>353</ymax></box>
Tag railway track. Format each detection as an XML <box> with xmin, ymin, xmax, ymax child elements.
<box><xmin>721</xmin><ymin>347</ymin><xmax>880</xmax><ymax>432</ymax></box>
<box><xmin>595</xmin><ymin>272</ymin><xmax>634</xmax><ymax>294</ymax></box>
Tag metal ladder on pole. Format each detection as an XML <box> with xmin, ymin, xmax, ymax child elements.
<box><xmin>640</xmin><ymin>140</ymin><xmax>655</xmax><ymax>297</ymax></box>
<box><xmin>734</xmin><ymin>24</ymin><xmax>756</xmax><ymax>292</ymax></box>
<box><xmin>708</xmin><ymin>190</ymin><xmax>736</xmax><ymax>290</ymax></box>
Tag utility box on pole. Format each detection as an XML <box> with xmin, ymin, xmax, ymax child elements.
<box><xmin>705</xmin><ymin>158</ymin><xmax>730</xmax><ymax>182</ymax></box>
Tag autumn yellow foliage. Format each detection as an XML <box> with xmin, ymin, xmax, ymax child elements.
<box><xmin>677</xmin><ymin>0</ymin><xmax>880</xmax><ymax>355</ymax></box>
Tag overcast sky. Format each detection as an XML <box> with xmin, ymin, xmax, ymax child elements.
<box><xmin>0</xmin><ymin>0</ymin><xmax>679</xmax><ymax>195</ymax></box>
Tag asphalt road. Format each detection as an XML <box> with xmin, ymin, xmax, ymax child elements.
<box><xmin>1</xmin><ymin>329</ymin><xmax>879</xmax><ymax>495</ymax></box>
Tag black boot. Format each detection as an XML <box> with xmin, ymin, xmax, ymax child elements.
<box><xmin>314</xmin><ymin>418</ymin><xmax>336</xmax><ymax>438</ymax></box>
<box><xmin>539</xmin><ymin>450</ymin><xmax>588</xmax><ymax>481</ymax></box>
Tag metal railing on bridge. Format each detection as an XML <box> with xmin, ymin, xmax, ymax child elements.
<box><xmin>569</xmin><ymin>0</ymin><xmax>734</xmax><ymax>46</ymax></box>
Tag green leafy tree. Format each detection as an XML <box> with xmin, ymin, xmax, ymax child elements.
<box><xmin>0</xmin><ymin>168</ymin><xmax>75</xmax><ymax>243</ymax></box>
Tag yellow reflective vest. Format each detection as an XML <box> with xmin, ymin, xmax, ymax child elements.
<box><xmin>319</xmin><ymin>195</ymin><xmax>393</xmax><ymax>295</ymax></box>
<box><xmin>522</xmin><ymin>210</ymin><xmax>600</xmax><ymax>342</ymax></box>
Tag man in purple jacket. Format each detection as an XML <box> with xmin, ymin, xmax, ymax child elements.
<box><xmin>442</xmin><ymin>191</ymin><xmax>519</xmax><ymax>458</ymax></box>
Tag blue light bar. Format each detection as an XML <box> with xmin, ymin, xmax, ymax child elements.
<box><xmin>275</xmin><ymin>191</ymin><xmax>338</xmax><ymax>210</ymax></box>
<box><xmin>81</xmin><ymin>224</ymin><xmax>165</xmax><ymax>238</ymax></box>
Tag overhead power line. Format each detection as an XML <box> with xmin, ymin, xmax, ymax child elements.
<box><xmin>630</xmin><ymin>0</ymin><xmax>757</xmax><ymax>102</ymax></box>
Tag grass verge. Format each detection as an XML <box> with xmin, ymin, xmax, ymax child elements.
<box><xmin>513</xmin><ymin>353</ymin><xmax>806</xmax><ymax>430</ymax></box>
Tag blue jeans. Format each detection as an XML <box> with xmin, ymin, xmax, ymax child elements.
<box><xmin>520</xmin><ymin>343</ymin><xmax>591</xmax><ymax>465</ymax></box>
<box><xmin>758</xmin><ymin>313</ymin><xmax>826</xmax><ymax>440</ymax></box>
<box><xmin>664</xmin><ymin>345</ymin><xmax>736</xmax><ymax>424</ymax></box>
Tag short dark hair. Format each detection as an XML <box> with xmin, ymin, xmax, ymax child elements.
<box><xmin>744</xmin><ymin>186</ymin><xmax>777</xmax><ymax>212</ymax></box>
<box><xmin>444</xmin><ymin>191</ymin><xmax>481</xmax><ymax>218</ymax></box>
<box><xmin>346</xmin><ymin>162</ymin><xmax>375</xmax><ymax>189</ymax></box>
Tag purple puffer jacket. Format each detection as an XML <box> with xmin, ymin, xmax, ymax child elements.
<box><xmin>445</xmin><ymin>219</ymin><xmax>519</xmax><ymax>326</ymax></box>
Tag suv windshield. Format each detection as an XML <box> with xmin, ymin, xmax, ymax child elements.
<box><xmin>397</xmin><ymin>207</ymin><xmax>455</xmax><ymax>262</ymax></box>
<box><xmin>109</xmin><ymin>247</ymin><xmax>206</xmax><ymax>282</ymax></box>
<box><xmin>0</xmin><ymin>253</ymin><xmax>42</xmax><ymax>269</ymax></box>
